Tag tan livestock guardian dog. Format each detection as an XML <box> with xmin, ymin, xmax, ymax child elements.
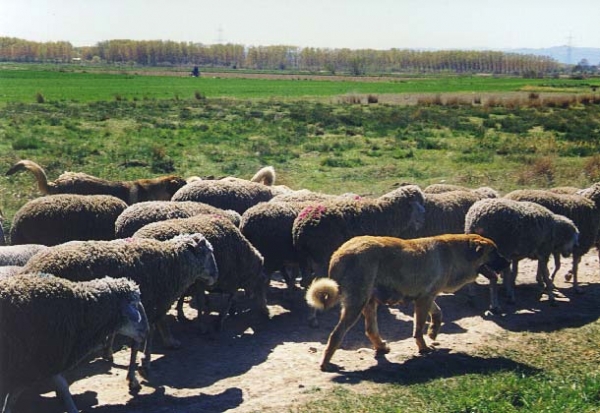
<box><xmin>6</xmin><ymin>159</ymin><xmax>187</xmax><ymax>204</ymax></box>
<box><xmin>306</xmin><ymin>234</ymin><xmax>509</xmax><ymax>371</ymax></box>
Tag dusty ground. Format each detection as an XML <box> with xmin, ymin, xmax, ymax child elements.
<box><xmin>15</xmin><ymin>251</ymin><xmax>600</xmax><ymax>413</ymax></box>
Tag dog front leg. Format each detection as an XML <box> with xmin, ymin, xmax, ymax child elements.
<box><xmin>427</xmin><ymin>299</ymin><xmax>442</xmax><ymax>341</ymax></box>
<box><xmin>362</xmin><ymin>297</ymin><xmax>390</xmax><ymax>356</ymax></box>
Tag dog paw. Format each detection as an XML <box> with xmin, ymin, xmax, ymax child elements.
<box><xmin>320</xmin><ymin>362</ymin><xmax>342</xmax><ymax>372</ymax></box>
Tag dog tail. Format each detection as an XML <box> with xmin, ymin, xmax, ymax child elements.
<box><xmin>305</xmin><ymin>278</ymin><xmax>340</xmax><ymax>311</ymax></box>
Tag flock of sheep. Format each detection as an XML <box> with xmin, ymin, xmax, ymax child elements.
<box><xmin>1</xmin><ymin>159</ymin><xmax>599</xmax><ymax>413</ymax></box>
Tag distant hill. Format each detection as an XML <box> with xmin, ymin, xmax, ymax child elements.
<box><xmin>505</xmin><ymin>46</ymin><xmax>600</xmax><ymax>65</ymax></box>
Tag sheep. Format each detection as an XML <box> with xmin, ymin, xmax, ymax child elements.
<box><xmin>240</xmin><ymin>201</ymin><xmax>314</xmax><ymax>290</ymax></box>
<box><xmin>0</xmin><ymin>266</ymin><xmax>22</xmax><ymax>279</ymax></box>
<box><xmin>402</xmin><ymin>190</ymin><xmax>488</xmax><ymax>239</ymax></box>
<box><xmin>10</xmin><ymin>194</ymin><xmax>127</xmax><ymax>246</ymax></box>
<box><xmin>132</xmin><ymin>214</ymin><xmax>267</xmax><ymax>332</ymax></box>
<box><xmin>6</xmin><ymin>159</ymin><xmax>187</xmax><ymax>204</ymax></box>
<box><xmin>424</xmin><ymin>183</ymin><xmax>500</xmax><ymax>198</ymax></box>
<box><xmin>114</xmin><ymin>200</ymin><xmax>241</xmax><ymax>239</ymax></box>
<box><xmin>171</xmin><ymin>179</ymin><xmax>278</xmax><ymax>214</ymax></box>
<box><xmin>464</xmin><ymin>198</ymin><xmax>579</xmax><ymax>306</ymax></box>
<box><xmin>0</xmin><ymin>244</ymin><xmax>48</xmax><ymax>266</ymax></box>
<box><xmin>0</xmin><ymin>273</ymin><xmax>149</xmax><ymax>413</ymax></box>
<box><xmin>269</xmin><ymin>189</ymin><xmax>361</xmax><ymax>203</ymax></box>
<box><xmin>292</xmin><ymin>184</ymin><xmax>426</xmax><ymax>281</ymax></box>
<box><xmin>19</xmin><ymin>233</ymin><xmax>218</xmax><ymax>392</ymax></box>
<box><xmin>504</xmin><ymin>189</ymin><xmax>600</xmax><ymax>293</ymax></box>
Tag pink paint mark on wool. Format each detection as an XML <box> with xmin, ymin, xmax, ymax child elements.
<box><xmin>297</xmin><ymin>204</ymin><xmax>328</xmax><ymax>223</ymax></box>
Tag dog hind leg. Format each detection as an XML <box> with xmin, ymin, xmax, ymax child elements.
<box><xmin>320</xmin><ymin>301</ymin><xmax>365</xmax><ymax>371</ymax></box>
<box><xmin>362</xmin><ymin>297</ymin><xmax>390</xmax><ymax>356</ymax></box>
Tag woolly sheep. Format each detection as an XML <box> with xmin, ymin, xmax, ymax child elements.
<box><xmin>240</xmin><ymin>201</ymin><xmax>314</xmax><ymax>290</ymax></box>
<box><xmin>424</xmin><ymin>183</ymin><xmax>500</xmax><ymax>198</ymax></box>
<box><xmin>465</xmin><ymin>198</ymin><xmax>579</xmax><ymax>306</ymax></box>
<box><xmin>505</xmin><ymin>189</ymin><xmax>600</xmax><ymax>293</ymax></box>
<box><xmin>0</xmin><ymin>273</ymin><xmax>148</xmax><ymax>413</ymax></box>
<box><xmin>6</xmin><ymin>159</ymin><xmax>187</xmax><ymax>204</ymax></box>
<box><xmin>114</xmin><ymin>200</ymin><xmax>241</xmax><ymax>238</ymax></box>
<box><xmin>269</xmin><ymin>189</ymin><xmax>361</xmax><ymax>203</ymax></box>
<box><xmin>0</xmin><ymin>244</ymin><xmax>48</xmax><ymax>266</ymax></box>
<box><xmin>19</xmin><ymin>233</ymin><xmax>218</xmax><ymax>391</ymax></box>
<box><xmin>133</xmin><ymin>214</ymin><xmax>267</xmax><ymax>332</ymax></box>
<box><xmin>0</xmin><ymin>266</ymin><xmax>22</xmax><ymax>279</ymax></box>
<box><xmin>292</xmin><ymin>184</ymin><xmax>426</xmax><ymax>280</ymax></box>
<box><xmin>171</xmin><ymin>179</ymin><xmax>278</xmax><ymax>214</ymax></box>
<box><xmin>10</xmin><ymin>194</ymin><xmax>127</xmax><ymax>246</ymax></box>
<box><xmin>402</xmin><ymin>190</ymin><xmax>487</xmax><ymax>238</ymax></box>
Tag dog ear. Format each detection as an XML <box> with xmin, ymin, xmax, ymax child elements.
<box><xmin>467</xmin><ymin>240</ymin><xmax>487</xmax><ymax>261</ymax></box>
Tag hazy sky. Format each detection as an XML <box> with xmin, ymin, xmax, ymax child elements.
<box><xmin>1</xmin><ymin>0</ymin><xmax>598</xmax><ymax>50</ymax></box>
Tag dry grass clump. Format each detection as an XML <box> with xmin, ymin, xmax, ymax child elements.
<box><xmin>583</xmin><ymin>155</ymin><xmax>600</xmax><ymax>182</ymax></box>
<box><xmin>516</xmin><ymin>156</ymin><xmax>556</xmax><ymax>186</ymax></box>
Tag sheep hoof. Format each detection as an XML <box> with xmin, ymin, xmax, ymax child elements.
<box><xmin>418</xmin><ymin>346</ymin><xmax>434</xmax><ymax>355</ymax></box>
<box><xmin>128</xmin><ymin>377</ymin><xmax>142</xmax><ymax>394</ymax></box>
<box><xmin>176</xmin><ymin>313</ymin><xmax>192</xmax><ymax>323</ymax></box>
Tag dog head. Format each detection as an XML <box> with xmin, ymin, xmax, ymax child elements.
<box><xmin>467</xmin><ymin>234</ymin><xmax>510</xmax><ymax>273</ymax></box>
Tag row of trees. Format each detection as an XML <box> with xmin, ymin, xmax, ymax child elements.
<box><xmin>0</xmin><ymin>36</ymin><xmax>563</xmax><ymax>75</ymax></box>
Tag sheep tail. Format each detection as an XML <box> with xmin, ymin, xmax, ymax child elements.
<box><xmin>305</xmin><ymin>278</ymin><xmax>340</xmax><ymax>311</ymax></box>
<box><xmin>250</xmin><ymin>166</ymin><xmax>276</xmax><ymax>186</ymax></box>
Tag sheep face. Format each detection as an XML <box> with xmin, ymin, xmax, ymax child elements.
<box><xmin>408</xmin><ymin>201</ymin><xmax>426</xmax><ymax>231</ymax></box>
<box><xmin>118</xmin><ymin>298</ymin><xmax>149</xmax><ymax>344</ymax></box>
<box><xmin>172</xmin><ymin>233</ymin><xmax>219</xmax><ymax>286</ymax></box>
<box><xmin>554</xmin><ymin>217</ymin><xmax>580</xmax><ymax>258</ymax></box>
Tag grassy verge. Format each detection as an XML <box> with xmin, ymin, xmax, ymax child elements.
<box><xmin>293</xmin><ymin>321</ymin><xmax>600</xmax><ymax>413</ymax></box>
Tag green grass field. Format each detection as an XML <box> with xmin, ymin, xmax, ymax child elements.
<box><xmin>1</xmin><ymin>65</ymin><xmax>599</xmax><ymax>103</ymax></box>
<box><xmin>1</xmin><ymin>65</ymin><xmax>599</xmax><ymax>413</ymax></box>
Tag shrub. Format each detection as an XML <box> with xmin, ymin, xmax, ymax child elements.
<box><xmin>35</xmin><ymin>92</ymin><xmax>45</xmax><ymax>104</ymax></box>
<box><xmin>516</xmin><ymin>156</ymin><xmax>556</xmax><ymax>186</ymax></box>
<box><xmin>583</xmin><ymin>155</ymin><xmax>600</xmax><ymax>182</ymax></box>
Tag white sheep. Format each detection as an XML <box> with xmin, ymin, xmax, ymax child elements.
<box><xmin>19</xmin><ymin>233</ymin><xmax>218</xmax><ymax>392</ymax></box>
<box><xmin>0</xmin><ymin>273</ymin><xmax>149</xmax><ymax>413</ymax></box>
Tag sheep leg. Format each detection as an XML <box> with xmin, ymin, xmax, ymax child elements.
<box><xmin>156</xmin><ymin>318</ymin><xmax>180</xmax><ymax>349</ymax></box>
<box><xmin>307</xmin><ymin>261</ymin><xmax>329</xmax><ymax>328</ymax></box>
<box><xmin>550</xmin><ymin>252</ymin><xmax>561</xmax><ymax>283</ymax></box>
<box><xmin>127</xmin><ymin>340</ymin><xmax>142</xmax><ymax>393</ymax></box>
<box><xmin>478</xmin><ymin>265</ymin><xmax>501</xmax><ymax>313</ymax></box>
<box><xmin>281</xmin><ymin>264</ymin><xmax>299</xmax><ymax>291</ymax></box>
<box><xmin>176</xmin><ymin>293</ymin><xmax>189</xmax><ymax>322</ymax></box>
<box><xmin>216</xmin><ymin>293</ymin><xmax>235</xmax><ymax>331</ymax></box>
<box><xmin>537</xmin><ymin>259</ymin><xmax>556</xmax><ymax>305</ymax></box>
<box><xmin>427</xmin><ymin>299</ymin><xmax>443</xmax><ymax>341</ymax></box>
<box><xmin>571</xmin><ymin>254</ymin><xmax>582</xmax><ymax>294</ymax></box>
<box><xmin>2</xmin><ymin>387</ymin><xmax>24</xmax><ymax>413</ymax></box>
<box><xmin>51</xmin><ymin>374</ymin><xmax>78</xmax><ymax>413</ymax></box>
<box><xmin>102</xmin><ymin>333</ymin><xmax>116</xmax><ymax>362</ymax></box>
<box><xmin>506</xmin><ymin>260</ymin><xmax>519</xmax><ymax>304</ymax></box>
<box><xmin>362</xmin><ymin>297</ymin><xmax>390</xmax><ymax>356</ymax></box>
<box><xmin>320</xmin><ymin>301</ymin><xmax>365</xmax><ymax>371</ymax></box>
<box><xmin>141</xmin><ymin>328</ymin><xmax>154</xmax><ymax>374</ymax></box>
<box><xmin>413</xmin><ymin>296</ymin><xmax>435</xmax><ymax>354</ymax></box>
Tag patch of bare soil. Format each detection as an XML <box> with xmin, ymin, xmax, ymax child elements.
<box><xmin>15</xmin><ymin>251</ymin><xmax>600</xmax><ymax>413</ymax></box>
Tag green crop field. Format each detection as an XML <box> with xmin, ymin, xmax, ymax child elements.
<box><xmin>1</xmin><ymin>65</ymin><xmax>599</xmax><ymax>413</ymax></box>
<box><xmin>1</xmin><ymin>64</ymin><xmax>599</xmax><ymax>103</ymax></box>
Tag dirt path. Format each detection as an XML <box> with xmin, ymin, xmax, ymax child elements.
<box><xmin>15</xmin><ymin>251</ymin><xmax>600</xmax><ymax>413</ymax></box>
